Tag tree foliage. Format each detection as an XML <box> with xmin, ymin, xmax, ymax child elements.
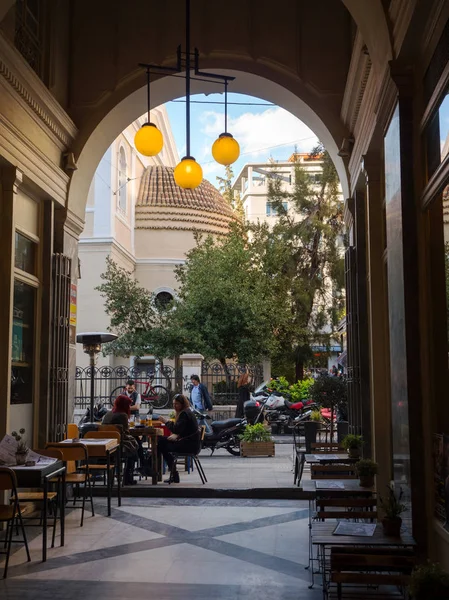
<box><xmin>249</xmin><ymin>144</ymin><xmax>345</xmax><ymax>378</ymax></box>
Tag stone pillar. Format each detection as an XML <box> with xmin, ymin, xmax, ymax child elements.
<box><xmin>179</xmin><ymin>353</ymin><xmax>204</xmax><ymax>397</ymax></box>
<box><xmin>0</xmin><ymin>167</ymin><xmax>21</xmax><ymax>440</ymax></box>
<box><xmin>262</xmin><ymin>359</ymin><xmax>271</xmax><ymax>383</ymax></box>
<box><xmin>362</xmin><ymin>152</ymin><xmax>392</xmax><ymax>494</ymax></box>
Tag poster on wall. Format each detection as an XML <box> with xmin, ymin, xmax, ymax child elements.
<box><xmin>69</xmin><ymin>283</ymin><xmax>77</xmax><ymax>345</ymax></box>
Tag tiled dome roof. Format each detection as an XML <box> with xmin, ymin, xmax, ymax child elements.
<box><xmin>137</xmin><ymin>165</ymin><xmax>234</xmax><ymax>218</ymax></box>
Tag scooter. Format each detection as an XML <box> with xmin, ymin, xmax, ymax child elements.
<box><xmin>78</xmin><ymin>403</ymin><xmax>108</xmax><ymax>427</ymax></box>
<box><xmin>192</xmin><ymin>408</ymin><xmax>247</xmax><ymax>456</ymax></box>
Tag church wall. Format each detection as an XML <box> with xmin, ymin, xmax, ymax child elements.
<box><xmin>134</xmin><ymin>228</ymin><xmax>194</xmax><ymax>260</ymax></box>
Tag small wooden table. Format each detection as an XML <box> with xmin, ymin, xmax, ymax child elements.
<box><xmin>12</xmin><ymin>460</ymin><xmax>66</xmax><ymax>562</ymax></box>
<box><xmin>311</xmin><ymin>521</ymin><xmax>415</xmax><ymax>593</ymax></box>
<box><xmin>129</xmin><ymin>427</ymin><xmax>163</xmax><ymax>485</ymax></box>
<box><xmin>61</xmin><ymin>438</ymin><xmax>121</xmax><ymax>515</ymax></box>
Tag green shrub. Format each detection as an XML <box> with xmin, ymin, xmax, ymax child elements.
<box><xmin>310</xmin><ymin>410</ymin><xmax>323</xmax><ymax>422</ymax></box>
<box><xmin>240</xmin><ymin>423</ymin><xmax>273</xmax><ymax>443</ymax></box>
<box><xmin>356</xmin><ymin>459</ymin><xmax>378</xmax><ymax>477</ymax></box>
<box><xmin>341</xmin><ymin>434</ymin><xmax>363</xmax><ymax>451</ymax></box>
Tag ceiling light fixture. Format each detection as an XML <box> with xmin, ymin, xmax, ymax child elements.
<box><xmin>135</xmin><ymin>0</ymin><xmax>239</xmax><ymax>189</ymax></box>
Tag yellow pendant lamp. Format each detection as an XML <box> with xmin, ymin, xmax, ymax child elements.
<box><xmin>174</xmin><ymin>0</ymin><xmax>203</xmax><ymax>189</ymax></box>
<box><xmin>134</xmin><ymin>67</ymin><xmax>164</xmax><ymax>157</ymax></box>
<box><xmin>212</xmin><ymin>80</ymin><xmax>240</xmax><ymax>166</ymax></box>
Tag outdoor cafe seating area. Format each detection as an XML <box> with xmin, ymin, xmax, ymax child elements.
<box><xmin>0</xmin><ymin>417</ymin><xmax>205</xmax><ymax>578</ymax></box>
<box><xmin>292</xmin><ymin>431</ymin><xmax>416</xmax><ymax>599</ymax></box>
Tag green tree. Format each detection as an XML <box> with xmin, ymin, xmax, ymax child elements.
<box><xmin>251</xmin><ymin>144</ymin><xmax>345</xmax><ymax>380</ymax></box>
<box><xmin>96</xmin><ymin>258</ymin><xmax>187</xmax><ymax>362</ymax></box>
<box><xmin>174</xmin><ymin>222</ymin><xmax>280</xmax><ymax>365</ymax></box>
<box><xmin>216</xmin><ymin>165</ymin><xmax>245</xmax><ymax>219</ymax></box>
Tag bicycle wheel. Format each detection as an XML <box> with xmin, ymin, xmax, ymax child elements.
<box><xmin>149</xmin><ymin>385</ymin><xmax>171</xmax><ymax>409</ymax></box>
<box><xmin>109</xmin><ymin>385</ymin><xmax>125</xmax><ymax>406</ymax></box>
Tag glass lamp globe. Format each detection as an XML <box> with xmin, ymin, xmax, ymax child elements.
<box><xmin>134</xmin><ymin>123</ymin><xmax>163</xmax><ymax>156</ymax></box>
<box><xmin>212</xmin><ymin>133</ymin><xmax>240</xmax><ymax>165</ymax></box>
<box><xmin>174</xmin><ymin>157</ymin><xmax>203</xmax><ymax>189</ymax></box>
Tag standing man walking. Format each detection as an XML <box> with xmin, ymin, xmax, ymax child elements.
<box><xmin>190</xmin><ymin>374</ymin><xmax>213</xmax><ymax>412</ymax></box>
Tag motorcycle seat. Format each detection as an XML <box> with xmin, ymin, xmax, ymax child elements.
<box><xmin>284</xmin><ymin>399</ymin><xmax>304</xmax><ymax>410</ymax></box>
<box><xmin>211</xmin><ymin>418</ymin><xmax>242</xmax><ymax>431</ymax></box>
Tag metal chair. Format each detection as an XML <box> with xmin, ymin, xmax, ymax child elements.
<box><xmin>0</xmin><ymin>467</ymin><xmax>31</xmax><ymax>578</ymax></box>
<box><xmin>169</xmin><ymin>426</ymin><xmax>207</xmax><ymax>484</ymax></box>
<box><xmin>46</xmin><ymin>443</ymin><xmax>94</xmax><ymax>526</ymax></box>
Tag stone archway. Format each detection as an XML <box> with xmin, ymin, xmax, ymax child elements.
<box><xmin>68</xmin><ymin>67</ymin><xmax>351</xmax><ymax>225</ymax></box>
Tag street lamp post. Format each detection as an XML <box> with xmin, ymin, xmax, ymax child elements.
<box><xmin>76</xmin><ymin>332</ymin><xmax>118</xmax><ymax>424</ymax></box>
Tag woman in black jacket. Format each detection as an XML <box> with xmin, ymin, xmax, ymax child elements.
<box><xmin>158</xmin><ymin>394</ymin><xmax>200</xmax><ymax>483</ymax></box>
<box><xmin>235</xmin><ymin>372</ymin><xmax>252</xmax><ymax>418</ymax></box>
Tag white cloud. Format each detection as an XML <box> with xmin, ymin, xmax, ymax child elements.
<box><xmin>200</xmin><ymin>107</ymin><xmax>318</xmax><ymax>159</ymax></box>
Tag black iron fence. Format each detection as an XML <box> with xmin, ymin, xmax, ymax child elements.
<box><xmin>74</xmin><ymin>361</ymin><xmax>264</xmax><ymax>409</ymax></box>
<box><xmin>74</xmin><ymin>364</ymin><xmax>182</xmax><ymax>409</ymax></box>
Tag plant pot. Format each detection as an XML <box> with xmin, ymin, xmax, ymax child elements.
<box><xmin>15</xmin><ymin>452</ymin><xmax>27</xmax><ymax>466</ymax></box>
<box><xmin>240</xmin><ymin>441</ymin><xmax>275</xmax><ymax>457</ymax></box>
<box><xmin>381</xmin><ymin>517</ymin><xmax>402</xmax><ymax>537</ymax></box>
<box><xmin>304</xmin><ymin>421</ymin><xmax>320</xmax><ymax>453</ymax></box>
<box><xmin>359</xmin><ymin>475</ymin><xmax>374</xmax><ymax>488</ymax></box>
<box><xmin>348</xmin><ymin>448</ymin><xmax>361</xmax><ymax>459</ymax></box>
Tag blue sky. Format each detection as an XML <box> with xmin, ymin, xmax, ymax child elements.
<box><xmin>165</xmin><ymin>92</ymin><xmax>319</xmax><ymax>188</ymax></box>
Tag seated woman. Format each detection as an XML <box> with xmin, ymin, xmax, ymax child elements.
<box><xmin>102</xmin><ymin>395</ymin><xmax>139</xmax><ymax>485</ymax></box>
<box><xmin>158</xmin><ymin>394</ymin><xmax>200</xmax><ymax>484</ymax></box>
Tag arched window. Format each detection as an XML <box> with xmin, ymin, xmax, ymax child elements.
<box><xmin>155</xmin><ymin>291</ymin><xmax>174</xmax><ymax>310</ymax></box>
<box><xmin>118</xmin><ymin>147</ymin><xmax>127</xmax><ymax>213</ymax></box>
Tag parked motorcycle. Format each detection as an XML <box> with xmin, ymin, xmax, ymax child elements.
<box><xmin>251</xmin><ymin>380</ymin><xmax>318</xmax><ymax>429</ymax></box>
<box><xmin>193</xmin><ymin>408</ymin><xmax>248</xmax><ymax>456</ymax></box>
<box><xmin>78</xmin><ymin>403</ymin><xmax>108</xmax><ymax>427</ymax></box>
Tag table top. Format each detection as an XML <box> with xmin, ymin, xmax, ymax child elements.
<box><xmin>302</xmin><ymin>479</ymin><xmax>375</xmax><ymax>494</ymax></box>
<box><xmin>305</xmin><ymin>453</ymin><xmax>356</xmax><ymax>463</ymax></box>
<box><xmin>61</xmin><ymin>438</ymin><xmax>119</xmax><ymax>452</ymax></box>
<box><xmin>11</xmin><ymin>460</ymin><xmax>65</xmax><ymax>486</ymax></box>
<box><xmin>129</xmin><ymin>427</ymin><xmax>163</xmax><ymax>436</ymax></box>
<box><xmin>311</xmin><ymin>522</ymin><xmax>415</xmax><ymax>547</ymax></box>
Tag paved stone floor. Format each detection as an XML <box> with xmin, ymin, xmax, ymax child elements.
<box><xmin>0</xmin><ymin>498</ymin><xmax>321</xmax><ymax>600</ymax></box>
<box><xmin>148</xmin><ymin>439</ymin><xmax>298</xmax><ymax>489</ymax></box>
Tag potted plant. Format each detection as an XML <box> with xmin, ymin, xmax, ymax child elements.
<box><xmin>12</xmin><ymin>429</ymin><xmax>28</xmax><ymax>465</ymax></box>
<box><xmin>341</xmin><ymin>434</ymin><xmax>364</xmax><ymax>458</ymax></box>
<box><xmin>240</xmin><ymin>423</ymin><xmax>275</xmax><ymax>457</ymax></box>
<box><xmin>355</xmin><ymin>458</ymin><xmax>378</xmax><ymax>487</ymax></box>
<box><xmin>409</xmin><ymin>562</ymin><xmax>449</xmax><ymax>599</ymax></box>
<box><xmin>379</xmin><ymin>484</ymin><xmax>407</xmax><ymax>536</ymax></box>
<box><xmin>310</xmin><ymin>410</ymin><xmax>322</xmax><ymax>422</ymax></box>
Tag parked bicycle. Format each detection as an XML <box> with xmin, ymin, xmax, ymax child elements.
<box><xmin>109</xmin><ymin>374</ymin><xmax>171</xmax><ymax>409</ymax></box>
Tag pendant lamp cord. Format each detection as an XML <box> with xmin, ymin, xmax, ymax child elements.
<box><xmin>185</xmin><ymin>0</ymin><xmax>191</xmax><ymax>157</ymax></box>
<box><xmin>146</xmin><ymin>67</ymin><xmax>151</xmax><ymax>124</ymax></box>
<box><xmin>225</xmin><ymin>79</ymin><xmax>228</xmax><ymax>134</ymax></box>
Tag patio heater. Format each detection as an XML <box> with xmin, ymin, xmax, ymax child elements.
<box><xmin>76</xmin><ymin>332</ymin><xmax>117</xmax><ymax>425</ymax></box>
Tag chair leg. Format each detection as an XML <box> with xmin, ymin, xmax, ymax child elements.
<box><xmin>80</xmin><ymin>480</ymin><xmax>86</xmax><ymax>527</ymax></box>
<box><xmin>169</xmin><ymin>458</ymin><xmax>178</xmax><ymax>484</ymax></box>
<box><xmin>194</xmin><ymin>458</ymin><xmax>207</xmax><ymax>484</ymax></box>
<box><xmin>16</xmin><ymin>509</ymin><xmax>31</xmax><ymax>562</ymax></box>
<box><xmin>3</xmin><ymin>516</ymin><xmax>14</xmax><ymax>579</ymax></box>
<box><xmin>51</xmin><ymin>500</ymin><xmax>58</xmax><ymax>549</ymax></box>
<box><xmin>88</xmin><ymin>474</ymin><xmax>95</xmax><ymax>518</ymax></box>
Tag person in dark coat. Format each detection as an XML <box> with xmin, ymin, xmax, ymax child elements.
<box><xmin>158</xmin><ymin>394</ymin><xmax>200</xmax><ymax>483</ymax></box>
<box><xmin>235</xmin><ymin>372</ymin><xmax>252</xmax><ymax>418</ymax></box>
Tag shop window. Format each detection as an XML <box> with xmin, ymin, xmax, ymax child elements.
<box><xmin>425</xmin><ymin>93</ymin><xmax>449</xmax><ymax>178</ymax></box>
<box><xmin>15</xmin><ymin>231</ymin><xmax>37</xmax><ymax>275</ymax></box>
<box><xmin>118</xmin><ymin>147</ymin><xmax>127</xmax><ymax>213</ymax></box>
<box><xmin>11</xmin><ymin>280</ymin><xmax>35</xmax><ymax>405</ymax></box>
<box><xmin>15</xmin><ymin>0</ymin><xmax>42</xmax><ymax>75</ymax></box>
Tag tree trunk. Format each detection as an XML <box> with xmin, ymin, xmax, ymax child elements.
<box><xmin>295</xmin><ymin>358</ymin><xmax>304</xmax><ymax>382</ymax></box>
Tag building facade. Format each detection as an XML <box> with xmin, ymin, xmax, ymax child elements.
<box><xmin>1</xmin><ymin>0</ymin><xmax>449</xmax><ymax>567</ymax></box>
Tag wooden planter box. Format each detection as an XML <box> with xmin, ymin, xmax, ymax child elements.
<box><xmin>241</xmin><ymin>441</ymin><xmax>275</xmax><ymax>457</ymax></box>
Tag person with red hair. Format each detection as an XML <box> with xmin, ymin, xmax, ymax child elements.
<box><xmin>102</xmin><ymin>394</ymin><xmax>132</xmax><ymax>430</ymax></box>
